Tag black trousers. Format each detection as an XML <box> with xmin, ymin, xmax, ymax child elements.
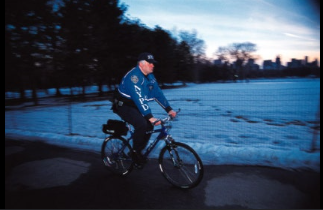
<box><xmin>115</xmin><ymin>105</ymin><xmax>153</xmax><ymax>153</ymax></box>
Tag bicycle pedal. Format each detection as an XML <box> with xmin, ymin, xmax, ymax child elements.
<box><xmin>134</xmin><ymin>163</ymin><xmax>144</xmax><ymax>170</ymax></box>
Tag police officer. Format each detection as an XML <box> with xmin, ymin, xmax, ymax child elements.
<box><xmin>114</xmin><ymin>52</ymin><xmax>177</xmax><ymax>167</ymax></box>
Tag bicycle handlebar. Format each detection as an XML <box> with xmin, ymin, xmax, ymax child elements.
<box><xmin>154</xmin><ymin>108</ymin><xmax>181</xmax><ymax>125</ymax></box>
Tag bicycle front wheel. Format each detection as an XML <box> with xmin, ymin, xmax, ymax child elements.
<box><xmin>101</xmin><ymin>136</ymin><xmax>133</xmax><ymax>176</ymax></box>
<box><xmin>158</xmin><ymin>142</ymin><xmax>204</xmax><ymax>189</ymax></box>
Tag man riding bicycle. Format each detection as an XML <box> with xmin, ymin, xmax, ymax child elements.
<box><xmin>112</xmin><ymin>52</ymin><xmax>177</xmax><ymax>168</ymax></box>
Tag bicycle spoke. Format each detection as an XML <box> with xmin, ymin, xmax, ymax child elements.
<box><xmin>101</xmin><ymin>137</ymin><xmax>133</xmax><ymax>176</ymax></box>
<box><xmin>159</xmin><ymin>142</ymin><xmax>204</xmax><ymax>189</ymax></box>
<box><xmin>178</xmin><ymin>165</ymin><xmax>194</xmax><ymax>184</ymax></box>
<box><xmin>101</xmin><ymin>110</ymin><xmax>204</xmax><ymax>188</ymax></box>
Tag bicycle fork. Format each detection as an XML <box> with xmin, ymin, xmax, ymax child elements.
<box><xmin>165</xmin><ymin>136</ymin><xmax>181</xmax><ymax>168</ymax></box>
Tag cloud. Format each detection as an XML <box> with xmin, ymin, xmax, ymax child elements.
<box><xmin>121</xmin><ymin>0</ymin><xmax>320</xmax><ymax>65</ymax></box>
<box><xmin>283</xmin><ymin>33</ymin><xmax>317</xmax><ymax>42</ymax></box>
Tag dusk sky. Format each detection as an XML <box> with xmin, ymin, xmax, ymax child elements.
<box><xmin>119</xmin><ymin>0</ymin><xmax>320</xmax><ymax>66</ymax></box>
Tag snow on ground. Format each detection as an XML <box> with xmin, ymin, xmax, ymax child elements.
<box><xmin>5</xmin><ymin>78</ymin><xmax>320</xmax><ymax>171</ymax></box>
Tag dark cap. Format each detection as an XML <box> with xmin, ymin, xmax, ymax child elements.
<box><xmin>138</xmin><ymin>52</ymin><xmax>157</xmax><ymax>64</ymax></box>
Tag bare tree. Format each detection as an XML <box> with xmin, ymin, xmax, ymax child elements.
<box><xmin>215</xmin><ymin>42</ymin><xmax>258</xmax><ymax>81</ymax></box>
<box><xmin>178</xmin><ymin>29</ymin><xmax>206</xmax><ymax>63</ymax></box>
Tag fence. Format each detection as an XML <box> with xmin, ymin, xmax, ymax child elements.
<box><xmin>5</xmin><ymin>78</ymin><xmax>320</xmax><ymax>169</ymax></box>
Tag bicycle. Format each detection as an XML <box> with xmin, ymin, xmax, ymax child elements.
<box><xmin>101</xmin><ymin>109</ymin><xmax>204</xmax><ymax>189</ymax></box>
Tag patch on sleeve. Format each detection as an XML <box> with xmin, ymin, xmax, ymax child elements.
<box><xmin>131</xmin><ymin>75</ymin><xmax>139</xmax><ymax>84</ymax></box>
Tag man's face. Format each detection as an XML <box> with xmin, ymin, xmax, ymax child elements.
<box><xmin>139</xmin><ymin>61</ymin><xmax>155</xmax><ymax>75</ymax></box>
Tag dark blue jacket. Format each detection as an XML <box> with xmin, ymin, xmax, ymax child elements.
<box><xmin>118</xmin><ymin>66</ymin><xmax>172</xmax><ymax>119</ymax></box>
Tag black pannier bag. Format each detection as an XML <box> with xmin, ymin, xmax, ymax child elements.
<box><xmin>102</xmin><ymin>119</ymin><xmax>128</xmax><ymax>136</ymax></box>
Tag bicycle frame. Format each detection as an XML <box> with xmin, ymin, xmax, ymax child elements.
<box><xmin>124</xmin><ymin>121</ymin><xmax>173</xmax><ymax>158</ymax></box>
<box><xmin>102</xmin><ymin>108</ymin><xmax>204</xmax><ymax>189</ymax></box>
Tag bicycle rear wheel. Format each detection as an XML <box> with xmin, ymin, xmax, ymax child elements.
<box><xmin>159</xmin><ymin>142</ymin><xmax>204</xmax><ymax>189</ymax></box>
<box><xmin>101</xmin><ymin>136</ymin><xmax>134</xmax><ymax>176</ymax></box>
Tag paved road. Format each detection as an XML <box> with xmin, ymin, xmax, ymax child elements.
<box><xmin>5</xmin><ymin>138</ymin><xmax>320</xmax><ymax>209</ymax></box>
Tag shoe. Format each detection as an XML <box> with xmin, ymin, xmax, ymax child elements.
<box><xmin>131</xmin><ymin>151</ymin><xmax>147</xmax><ymax>164</ymax></box>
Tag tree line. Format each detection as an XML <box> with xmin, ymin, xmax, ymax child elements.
<box><xmin>5</xmin><ymin>0</ymin><xmax>319</xmax><ymax>105</ymax></box>
<box><xmin>5</xmin><ymin>0</ymin><xmax>204</xmax><ymax>102</ymax></box>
